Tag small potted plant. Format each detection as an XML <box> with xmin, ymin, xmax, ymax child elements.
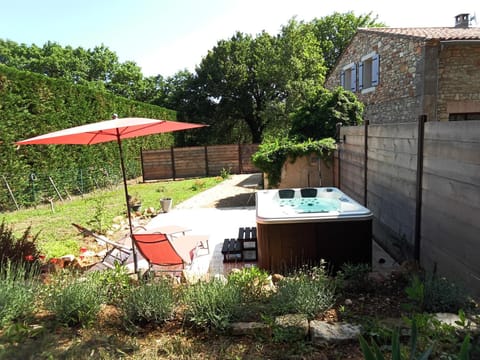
<box><xmin>128</xmin><ymin>194</ymin><xmax>142</xmax><ymax>212</ymax></box>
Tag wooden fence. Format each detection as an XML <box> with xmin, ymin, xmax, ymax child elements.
<box><xmin>140</xmin><ymin>144</ymin><xmax>260</xmax><ymax>181</ymax></box>
<box><xmin>336</xmin><ymin>119</ymin><xmax>480</xmax><ymax>296</ymax></box>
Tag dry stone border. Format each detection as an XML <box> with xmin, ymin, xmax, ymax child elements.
<box><xmin>230</xmin><ymin>314</ymin><xmax>362</xmax><ymax>346</ymax></box>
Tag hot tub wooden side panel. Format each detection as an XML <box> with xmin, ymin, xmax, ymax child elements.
<box><xmin>257</xmin><ymin>223</ymin><xmax>318</xmax><ymax>273</ymax></box>
<box><xmin>257</xmin><ymin>220</ymin><xmax>372</xmax><ymax>274</ymax></box>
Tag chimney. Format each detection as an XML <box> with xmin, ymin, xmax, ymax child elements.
<box><xmin>454</xmin><ymin>13</ymin><xmax>470</xmax><ymax>28</ymax></box>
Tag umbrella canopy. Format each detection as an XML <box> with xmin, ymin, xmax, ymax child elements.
<box><xmin>16</xmin><ymin>117</ymin><xmax>205</xmax><ymax>145</ymax></box>
<box><xmin>16</xmin><ymin>116</ymin><xmax>206</xmax><ymax>274</ymax></box>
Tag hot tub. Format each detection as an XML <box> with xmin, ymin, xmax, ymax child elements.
<box><xmin>256</xmin><ymin>187</ymin><xmax>373</xmax><ymax>273</ymax></box>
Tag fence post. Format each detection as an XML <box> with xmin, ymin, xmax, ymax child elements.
<box><xmin>30</xmin><ymin>173</ymin><xmax>37</xmax><ymax>204</ymax></box>
<box><xmin>363</xmin><ymin>120</ymin><xmax>369</xmax><ymax>206</ymax></box>
<box><xmin>140</xmin><ymin>147</ymin><xmax>145</xmax><ymax>182</ymax></box>
<box><xmin>170</xmin><ymin>147</ymin><xmax>176</xmax><ymax>180</ymax></box>
<box><xmin>49</xmin><ymin>176</ymin><xmax>64</xmax><ymax>202</ymax></box>
<box><xmin>2</xmin><ymin>175</ymin><xmax>19</xmax><ymax>210</ymax></box>
<box><xmin>414</xmin><ymin>115</ymin><xmax>427</xmax><ymax>262</ymax></box>
<box><xmin>204</xmin><ymin>146</ymin><xmax>209</xmax><ymax>176</ymax></box>
<box><xmin>238</xmin><ymin>143</ymin><xmax>243</xmax><ymax>174</ymax></box>
<box><xmin>337</xmin><ymin>148</ymin><xmax>341</xmax><ymax>190</ymax></box>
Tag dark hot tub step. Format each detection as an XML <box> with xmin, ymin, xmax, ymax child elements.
<box><xmin>221</xmin><ymin>238</ymin><xmax>243</xmax><ymax>262</ymax></box>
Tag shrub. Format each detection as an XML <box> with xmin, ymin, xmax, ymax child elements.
<box><xmin>228</xmin><ymin>266</ymin><xmax>272</xmax><ymax>302</ymax></box>
<box><xmin>121</xmin><ymin>278</ymin><xmax>176</xmax><ymax>330</ymax></box>
<box><xmin>182</xmin><ymin>278</ymin><xmax>242</xmax><ymax>331</ymax></box>
<box><xmin>423</xmin><ymin>274</ymin><xmax>471</xmax><ymax>313</ymax></box>
<box><xmin>272</xmin><ymin>264</ymin><xmax>336</xmax><ymax>319</ymax></box>
<box><xmin>0</xmin><ymin>262</ymin><xmax>39</xmax><ymax>328</ymax></box>
<box><xmin>404</xmin><ymin>274</ymin><xmax>471</xmax><ymax>314</ymax></box>
<box><xmin>44</xmin><ymin>272</ymin><xmax>104</xmax><ymax>328</ymax></box>
<box><xmin>0</xmin><ymin>220</ymin><xmax>41</xmax><ymax>270</ymax></box>
<box><xmin>252</xmin><ymin>138</ymin><xmax>336</xmax><ymax>188</ymax></box>
<box><xmin>336</xmin><ymin>262</ymin><xmax>372</xmax><ymax>293</ymax></box>
<box><xmin>219</xmin><ymin>167</ymin><xmax>231</xmax><ymax>179</ymax></box>
<box><xmin>90</xmin><ymin>263</ymin><xmax>132</xmax><ymax>305</ymax></box>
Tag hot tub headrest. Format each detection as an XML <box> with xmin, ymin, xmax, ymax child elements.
<box><xmin>278</xmin><ymin>189</ymin><xmax>295</xmax><ymax>199</ymax></box>
<box><xmin>301</xmin><ymin>188</ymin><xmax>317</xmax><ymax>198</ymax></box>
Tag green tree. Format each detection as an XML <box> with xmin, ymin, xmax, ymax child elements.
<box><xmin>191</xmin><ymin>20</ymin><xmax>326</xmax><ymax>144</ymax></box>
<box><xmin>106</xmin><ymin>60</ymin><xmax>144</xmax><ymax>99</ymax></box>
<box><xmin>289</xmin><ymin>87</ymin><xmax>364</xmax><ymax>141</ymax></box>
<box><xmin>0</xmin><ymin>40</ymin><xmax>147</xmax><ymax>100</ymax></box>
<box><xmin>86</xmin><ymin>45</ymin><xmax>120</xmax><ymax>85</ymax></box>
<box><xmin>310</xmin><ymin>11</ymin><xmax>384</xmax><ymax>73</ymax></box>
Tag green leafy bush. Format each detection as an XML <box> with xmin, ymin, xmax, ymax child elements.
<box><xmin>252</xmin><ymin>138</ymin><xmax>336</xmax><ymax>187</ymax></box>
<box><xmin>228</xmin><ymin>266</ymin><xmax>272</xmax><ymax>302</ymax></box>
<box><xmin>0</xmin><ymin>262</ymin><xmax>39</xmax><ymax>328</ymax></box>
<box><xmin>182</xmin><ymin>278</ymin><xmax>242</xmax><ymax>331</ymax></box>
<box><xmin>120</xmin><ymin>278</ymin><xmax>176</xmax><ymax>330</ymax></box>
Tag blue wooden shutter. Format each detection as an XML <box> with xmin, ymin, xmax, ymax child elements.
<box><xmin>372</xmin><ymin>54</ymin><xmax>380</xmax><ymax>86</ymax></box>
<box><xmin>358</xmin><ymin>61</ymin><xmax>364</xmax><ymax>90</ymax></box>
<box><xmin>351</xmin><ymin>64</ymin><xmax>357</xmax><ymax>92</ymax></box>
<box><xmin>340</xmin><ymin>70</ymin><xmax>345</xmax><ymax>88</ymax></box>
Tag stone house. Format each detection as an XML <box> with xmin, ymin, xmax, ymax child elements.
<box><xmin>324</xmin><ymin>14</ymin><xmax>480</xmax><ymax>123</ymax></box>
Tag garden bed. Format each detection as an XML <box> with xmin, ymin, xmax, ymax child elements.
<box><xmin>1</xmin><ymin>260</ymin><xmax>478</xmax><ymax>359</ymax></box>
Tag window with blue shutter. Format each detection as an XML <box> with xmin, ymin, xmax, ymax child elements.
<box><xmin>350</xmin><ymin>64</ymin><xmax>357</xmax><ymax>92</ymax></box>
<box><xmin>372</xmin><ymin>54</ymin><xmax>380</xmax><ymax>86</ymax></box>
<box><xmin>359</xmin><ymin>52</ymin><xmax>379</xmax><ymax>91</ymax></box>
<box><xmin>341</xmin><ymin>62</ymin><xmax>356</xmax><ymax>92</ymax></box>
<box><xmin>358</xmin><ymin>62</ymin><xmax>364</xmax><ymax>90</ymax></box>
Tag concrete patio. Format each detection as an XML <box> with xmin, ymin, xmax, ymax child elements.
<box><xmin>123</xmin><ymin>173</ymin><xmax>398</xmax><ymax>277</ymax></box>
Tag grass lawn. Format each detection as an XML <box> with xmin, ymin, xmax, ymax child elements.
<box><xmin>0</xmin><ymin>176</ymin><xmax>223</xmax><ymax>258</ymax></box>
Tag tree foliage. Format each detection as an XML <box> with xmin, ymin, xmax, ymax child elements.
<box><xmin>0</xmin><ymin>11</ymin><xmax>382</xmax><ymax>145</ymax></box>
<box><xmin>0</xmin><ymin>40</ymin><xmax>160</xmax><ymax>102</ymax></box>
<box><xmin>190</xmin><ymin>19</ymin><xmax>326</xmax><ymax>144</ymax></box>
<box><xmin>252</xmin><ymin>138</ymin><xmax>337</xmax><ymax>188</ymax></box>
<box><xmin>310</xmin><ymin>11</ymin><xmax>384</xmax><ymax>73</ymax></box>
<box><xmin>289</xmin><ymin>87</ymin><xmax>364</xmax><ymax>141</ymax></box>
<box><xmin>177</xmin><ymin>12</ymin><xmax>380</xmax><ymax>144</ymax></box>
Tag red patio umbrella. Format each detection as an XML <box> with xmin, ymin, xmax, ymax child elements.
<box><xmin>16</xmin><ymin>115</ymin><xmax>206</xmax><ymax>273</ymax></box>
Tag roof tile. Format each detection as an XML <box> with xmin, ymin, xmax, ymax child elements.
<box><xmin>359</xmin><ymin>27</ymin><xmax>480</xmax><ymax>40</ymax></box>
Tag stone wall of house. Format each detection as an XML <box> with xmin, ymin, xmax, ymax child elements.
<box><xmin>437</xmin><ymin>44</ymin><xmax>480</xmax><ymax>121</ymax></box>
<box><xmin>326</xmin><ymin>30</ymin><xmax>480</xmax><ymax>124</ymax></box>
<box><xmin>325</xmin><ymin>30</ymin><xmax>426</xmax><ymax>124</ymax></box>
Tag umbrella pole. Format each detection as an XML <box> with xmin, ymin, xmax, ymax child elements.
<box><xmin>116</xmin><ymin>133</ymin><xmax>139</xmax><ymax>275</ymax></box>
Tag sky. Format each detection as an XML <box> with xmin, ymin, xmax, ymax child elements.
<box><xmin>1</xmin><ymin>0</ymin><xmax>478</xmax><ymax>78</ymax></box>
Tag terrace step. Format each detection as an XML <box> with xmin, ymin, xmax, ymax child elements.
<box><xmin>221</xmin><ymin>238</ymin><xmax>243</xmax><ymax>262</ymax></box>
<box><xmin>238</xmin><ymin>226</ymin><xmax>257</xmax><ymax>261</ymax></box>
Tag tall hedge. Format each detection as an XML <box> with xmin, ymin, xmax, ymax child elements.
<box><xmin>0</xmin><ymin>64</ymin><xmax>178</xmax><ymax>209</ymax></box>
